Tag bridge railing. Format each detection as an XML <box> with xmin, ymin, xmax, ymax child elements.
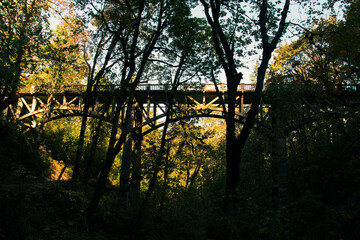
<box><xmin>14</xmin><ymin>82</ymin><xmax>360</xmax><ymax>94</ymax></box>
<box><xmin>18</xmin><ymin>83</ymin><xmax>258</xmax><ymax>94</ymax></box>
<box><xmin>135</xmin><ymin>83</ymin><xmax>256</xmax><ymax>91</ymax></box>
<box><xmin>136</xmin><ymin>84</ymin><xmax>204</xmax><ymax>91</ymax></box>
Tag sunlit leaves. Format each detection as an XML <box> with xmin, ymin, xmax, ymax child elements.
<box><xmin>269</xmin><ymin>0</ymin><xmax>360</xmax><ymax>87</ymax></box>
<box><xmin>24</xmin><ymin>15</ymin><xmax>88</xmax><ymax>91</ymax></box>
<box><xmin>0</xmin><ymin>0</ymin><xmax>50</xmax><ymax>87</ymax></box>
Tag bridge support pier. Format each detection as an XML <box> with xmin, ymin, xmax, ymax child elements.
<box><xmin>130</xmin><ymin>103</ymin><xmax>143</xmax><ymax>207</ymax></box>
<box><xmin>240</xmin><ymin>94</ymin><xmax>244</xmax><ymax>114</ymax></box>
<box><xmin>271</xmin><ymin>101</ymin><xmax>289</xmax><ymax>209</ymax></box>
<box><xmin>119</xmin><ymin>103</ymin><xmax>143</xmax><ymax>208</ymax></box>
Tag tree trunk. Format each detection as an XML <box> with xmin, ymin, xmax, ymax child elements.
<box><xmin>85</xmin><ymin>96</ymin><xmax>127</xmax><ymax>220</ymax></box>
<box><xmin>188</xmin><ymin>158</ymin><xmax>202</xmax><ymax>190</ymax></box>
<box><xmin>158</xmin><ymin>147</ymin><xmax>170</xmax><ymax>217</ymax></box>
<box><xmin>139</xmin><ymin>131</ymin><xmax>167</xmax><ymax>215</ymax></box>
<box><xmin>83</xmin><ymin>116</ymin><xmax>103</xmax><ymax>185</ymax></box>
<box><xmin>223</xmin><ymin>134</ymin><xmax>242</xmax><ymax>214</ymax></box>
<box><xmin>139</xmin><ymin>90</ymin><xmax>175</xmax><ymax>216</ymax></box>
<box><xmin>74</xmin><ymin>34</ymin><xmax>119</xmax><ymax>182</ymax></box>
<box><xmin>58</xmin><ymin>165</ymin><xmax>67</xmax><ymax>181</ymax></box>
<box><xmin>271</xmin><ymin>97</ymin><xmax>290</xmax><ymax>240</ymax></box>
<box><xmin>73</xmin><ymin>101</ymin><xmax>90</xmax><ymax>181</ymax></box>
<box><xmin>200</xmin><ymin>0</ymin><xmax>290</xmax><ymax>217</ymax></box>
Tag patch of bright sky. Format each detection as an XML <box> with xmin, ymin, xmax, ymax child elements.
<box><xmin>49</xmin><ymin>15</ymin><xmax>61</xmax><ymax>30</ymax></box>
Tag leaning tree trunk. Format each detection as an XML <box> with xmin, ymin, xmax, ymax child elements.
<box><xmin>83</xmin><ymin>113</ymin><xmax>104</xmax><ymax>185</ymax></box>
<box><xmin>85</xmin><ymin>96</ymin><xmax>131</xmax><ymax>221</ymax></box>
<box><xmin>73</xmin><ymin>102</ymin><xmax>90</xmax><ymax>181</ymax></box>
<box><xmin>139</xmin><ymin>105</ymin><xmax>170</xmax><ymax>216</ymax></box>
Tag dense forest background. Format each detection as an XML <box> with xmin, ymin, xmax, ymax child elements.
<box><xmin>0</xmin><ymin>0</ymin><xmax>359</xmax><ymax>239</ymax></box>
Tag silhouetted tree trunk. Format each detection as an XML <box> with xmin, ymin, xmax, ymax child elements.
<box><xmin>157</xmin><ymin>147</ymin><xmax>170</xmax><ymax>217</ymax></box>
<box><xmin>73</xmin><ymin>103</ymin><xmax>90</xmax><ymax>181</ymax></box>
<box><xmin>58</xmin><ymin>164</ymin><xmax>67</xmax><ymax>181</ymax></box>
<box><xmin>83</xmin><ymin>111</ymin><xmax>105</xmax><ymax>185</ymax></box>
<box><xmin>86</xmin><ymin>98</ymin><xmax>130</xmax><ymax>221</ymax></box>
<box><xmin>139</xmin><ymin>104</ymin><xmax>170</xmax><ymax>215</ymax></box>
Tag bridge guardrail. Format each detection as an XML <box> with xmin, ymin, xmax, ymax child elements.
<box><xmin>16</xmin><ymin>83</ymin><xmax>359</xmax><ymax>94</ymax></box>
<box><xmin>18</xmin><ymin>83</ymin><xmax>257</xmax><ymax>93</ymax></box>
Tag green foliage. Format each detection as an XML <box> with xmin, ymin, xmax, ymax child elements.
<box><xmin>40</xmin><ymin>118</ymin><xmax>80</xmax><ymax>179</ymax></box>
<box><xmin>0</xmin><ymin>182</ymin><xmax>101</xmax><ymax>240</ymax></box>
<box><xmin>1</xmin><ymin>1</ymin><xmax>360</xmax><ymax>240</ymax></box>
<box><xmin>269</xmin><ymin>6</ymin><xmax>360</xmax><ymax>88</ymax></box>
<box><xmin>285</xmin><ymin>113</ymin><xmax>360</xmax><ymax>239</ymax></box>
<box><xmin>146</xmin><ymin>7</ymin><xmax>217</xmax><ymax>85</ymax></box>
<box><xmin>41</xmin><ymin>118</ymin><xmax>110</xmax><ymax>181</ymax></box>
<box><xmin>24</xmin><ymin>14</ymin><xmax>88</xmax><ymax>91</ymax></box>
<box><xmin>264</xmin><ymin>8</ymin><xmax>360</xmax><ymax>238</ymax></box>
<box><xmin>0</xmin><ymin>0</ymin><xmax>50</xmax><ymax>110</ymax></box>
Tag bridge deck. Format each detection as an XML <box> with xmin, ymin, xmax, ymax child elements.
<box><xmin>9</xmin><ymin>82</ymin><xmax>359</xmax><ymax>129</ymax></box>
<box><xmin>9</xmin><ymin>83</ymin><xmax>258</xmax><ymax>128</ymax></box>
<box><xmin>18</xmin><ymin>83</ymin><xmax>256</xmax><ymax>105</ymax></box>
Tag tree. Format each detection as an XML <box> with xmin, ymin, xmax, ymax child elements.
<box><xmin>0</xmin><ymin>0</ymin><xmax>50</xmax><ymax>112</ymax></box>
<box><xmin>82</xmin><ymin>0</ymin><xmax>190</xmax><ymax>221</ymax></box>
<box><xmin>21</xmin><ymin>14</ymin><xmax>89</xmax><ymax>136</ymax></box>
<box><xmin>199</xmin><ymin>0</ymin><xmax>290</xmax><ymax>215</ymax></box>
<box><xmin>71</xmin><ymin>16</ymin><xmax>119</xmax><ymax>181</ymax></box>
<box><xmin>260</xmin><ymin>3</ymin><xmax>360</xmax><ymax>236</ymax></box>
<box><xmin>138</xmin><ymin>9</ymin><xmax>217</xmax><ymax>214</ymax></box>
<box><xmin>24</xmin><ymin>14</ymin><xmax>88</xmax><ymax>91</ymax></box>
<box><xmin>41</xmin><ymin>118</ymin><xmax>80</xmax><ymax>180</ymax></box>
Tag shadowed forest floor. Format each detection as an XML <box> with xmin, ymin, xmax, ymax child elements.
<box><xmin>1</xmin><ymin>118</ymin><xmax>360</xmax><ymax>240</ymax></box>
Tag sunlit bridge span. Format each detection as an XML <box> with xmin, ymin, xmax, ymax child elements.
<box><xmin>10</xmin><ymin>83</ymin><xmax>256</xmax><ymax>133</ymax></box>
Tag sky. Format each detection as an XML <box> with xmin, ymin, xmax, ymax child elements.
<box><xmin>191</xmin><ymin>1</ymin><xmax>345</xmax><ymax>84</ymax></box>
<box><xmin>48</xmin><ymin>1</ymin><xmax>345</xmax><ymax>84</ymax></box>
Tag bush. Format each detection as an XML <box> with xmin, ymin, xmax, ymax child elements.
<box><xmin>0</xmin><ymin>120</ymin><xmax>48</xmax><ymax>182</ymax></box>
